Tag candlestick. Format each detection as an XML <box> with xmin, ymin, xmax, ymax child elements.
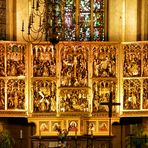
<box><xmin>20</xmin><ymin>130</ymin><xmax>23</xmax><ymax>139</ymax></box>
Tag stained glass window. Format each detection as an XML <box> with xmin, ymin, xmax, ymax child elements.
<box><xmin>64</xmin><ymin>0</ymin><xmax>76</xmax><ymax>40</ymax></box>
<box><xmin>48</xmin><ymin>0</ymin><xmax>106</xmax><ymax>41</ymax></box>
<box><xmin>93</xmin><ymin>0</ymin><xmax>105</xmax><ymax>41</ymax></box>
<box><xmin>79</xmin><ymin>0</ymin><xmax>91</xmax><ymax>41</ymax></box>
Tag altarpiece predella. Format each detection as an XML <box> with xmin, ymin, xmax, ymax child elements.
<box><xmin>0</xmin><ymin>41</ymin><xmax>148</xmax><ymax>140</ymax></box>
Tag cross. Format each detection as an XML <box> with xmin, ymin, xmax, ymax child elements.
<box><xmin>100</xmin><ymin>92</ymin><xmax>120</xmax><ymax>136</ymax></box>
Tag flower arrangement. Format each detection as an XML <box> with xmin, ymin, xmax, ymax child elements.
<box><xmin>54</xmin><ymin>125</ymin><xmax>70</xmax><ymax>144</ymax></box>
<box><xmin>0</xmin><ymin>129</ymin><xmax>15</xmax><ymax>148</ymax></box>
<box><xmin>125</xmin><ymin>125</ymin><xmax>148</xmax><ymax>148</ymax></box>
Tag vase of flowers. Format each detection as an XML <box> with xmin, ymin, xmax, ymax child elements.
<box><xmin>0</xmin><ymin>129</ymin><xmax>15</xmax><ymax>148</ymax></box>
<box><xmin>55</xmin><ymin>125</ymin><xmax>70</xmax><ymax>148</ymax></box>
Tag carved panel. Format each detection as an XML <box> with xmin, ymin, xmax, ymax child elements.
<box><xmin>92</xmin><ymin>80</ymin><xmax>116</xmax><ymax>112</ymax></box>
<box><xmin>123</xmin><ymin>79</ymin><xmax>141</xmax><ymax>110</ymax></box>
<box><xmin>32</xmin><ymin>44</ymin><xmax>56</xmax><ymax>77</ymax></box>
<box><xmin>6</xmin><ymin>43</ymin><xmax>26</xmax><ymax>76</ymax></box>
<box><xmin>0</xmin><ymin>42</ymin><xmax>27</xmax><ymax>112</ymax></box>
<box><xmin>143</xmin><ymin>44</ymin><xmax>148</xmax><ymax>76</ymax></box>
<box><xmin>92</xmin><ymin>45</ymin><xmax>117</xmax><ymax>77</ymax></box>
<box><xmin>0</xmin><ymin>79</ymin><xmax>5</xmax><ymax>109</ymax></box>
<box><xmin>7</xmin><ymin>79</ymin><xmax>25</xmax><ymax>110</ymax></box>
<box><xmin>0</xmin><ymin>43</ymin><xmax>5</xmax><ymax>76</ymax></box>
<box><xmin>143</xmin><ymin>79</ymin><xmax>148</xmax><ymax>109</ymax></box>
<box><xmin>60</xmin><ymin>45</ymin><xmax>88</xmax><ymax>87</ymax></box>
<box><xmin>59</xmin><ymin>89</ymin><xmax>88</xmax><ymax>112</ymax></box>
<box><xmin>32</xmin><ymin>79</ymin><xmax>56</xmax><ymax>112</ymax></box>
<box><xmin>123</xmin><ymin>44</ymin><xmax>141</xmax><ymax>77</ymax></box>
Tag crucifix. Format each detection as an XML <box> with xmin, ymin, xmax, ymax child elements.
<box><xmin>100</xmin><ymin>91</ymin><xmax>120</xmax><ymax>136</ymax></box>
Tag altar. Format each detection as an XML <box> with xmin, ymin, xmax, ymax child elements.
<box><xmin>31</xmin><ymin>135</ymin><xmax>113</xmax><ymax>148</ymax></box>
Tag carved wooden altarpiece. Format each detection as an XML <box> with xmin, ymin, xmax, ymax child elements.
<box><xmin>0</xmin><ymin>41</ymin><xmax>148</xmax><ymax>143</ymax></box>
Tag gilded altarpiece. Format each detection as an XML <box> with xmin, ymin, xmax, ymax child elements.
<box><xmin>1</xmin><ymin>41</ymin><xmax>148</xmax><ymax>139</ymax></box>
<box><xmin>59</xmin><ymin>43</ymin><xmax>89</xmax><ymax>113</ymax></box>
<box><xmin>92</xmin><ymin>43</ymin><xmax>119</xmax><ymax>115</ymax></box>
<box><xmin>31</xmin><ymin>44</ymin><xmax>57</xmax><ymax>113</ymax></box>
<box><xmin>122</xmin><ymin>42</ymin><xmax>148</xmax><ymax>115</ymax></box>
<box><xmin>28</xmin><ymin>42</ymin><xmax>120</xmax><ymax>139</ymax></box>
<box><xmin>0</xmin><ymin>42</ymin><xmax>28</xmax><ymax>115</ymax></box>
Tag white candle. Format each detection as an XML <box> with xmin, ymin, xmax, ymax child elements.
<box><xmin>20</xmin><ymin>130</ymin><xmax>23</xmax><ymax>139</ymax></box>
<box><xmin>75</xmin><ymin>128</ymin><xmax>77</xmax><ymax>138</ymax></box>
<box><xmin>39</xmin><ymin>129</ymin><xmax>41</xmax><ymax>139</ymax></box>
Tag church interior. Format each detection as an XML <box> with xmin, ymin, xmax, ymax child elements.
<box><xmin>0</xmin><ymin>0</ymin><xmax>148</xmax><ymax>148</ymax></box>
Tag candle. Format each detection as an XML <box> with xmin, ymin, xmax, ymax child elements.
<box><xmin>75</xmin><ymin>128</ymin><xmax>77</xmax><ymax>139</ymax></box>
<box><xmin>91</xmin><ymin>130</ymin><xmax>93</xmax><ymax>138</ymax></box>
<box><xmin>39</xmin><ymin>129</ymin><xmax>41</xmax><ymax>139</ymax></box>
<box><xmin>36</xmin><ymin>0</ymin><xmax>39</xmax><ymax>11</ymax></box>
<box><xmin>20</xmin><ymin>130</ymin><xmax>23</xmax><ymax>139</ymax></box>
<box><xmin>22</xmin><ymin>20</ymin><xmax>24</xmax><ymax>32</ymax></box>
<box><xmin>39</xmin><ymin>17</ymin><xmax>41</xmax><ymax>27</ymax></box>
<box><xmin>32</xmin><ymin>0</ymin><xmax>35</xmax><ymax>9</ymax></box>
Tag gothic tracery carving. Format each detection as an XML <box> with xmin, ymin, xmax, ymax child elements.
<box><xmin>92</xmin><ymin>45</ymin><xmax>116</xmax><ymax>77</ymax></box>
<box><xmin>123</xmin><ymin>44</ymin><xmax>141</xmax><ymax>77</ymax></box>
<box><xmin>143</xmin><ymin>79</ymin><xmax>148</xmax><ymax>109</ymax></box>
<box><xmin>0</xmin><ymin>44</ymin><xmax>5</xmax><ymax>76</ymax></box>
<box><xmin>123</xmin><ymin>79</ymin><xmax>141</xmax><ymax>110</ymax></box>
<box><xmin>6</xmin><ymin>44</ymin><xmax>26</xmax><ymax>76</ymax></box>
<box><xmin>33</xmin><ymin>80</ymin><xmax>56</xmax><ymax>112</ymax></box>
<box><xmin>7</xmin><ymin>79</ymin><xmax>25</xmax><ymax>109</ymax></box>
<box><xmin>143</xmin><ymin>45</ymin><xmax>148</xmax><ymax>76</ymax></box>
<box><xmin>59</xmin><ymin>89</ymin><xmax>88</xmax><ymax>112</ymax></box>
<box><xmin>0</xmin><ymin>79</ymin><xmax>5</xmax><ymax>109</ymax></box>
<box><xmin>93</xmin><ymin>80</ymin><xmax>116</xmax><ymax>112</ymax></box>
<box><xmin>33</xmin><ymin>44</ymin><xmax>56</xmax><ymax>77</ymax></box>
<box><xmin>60</xmin><ymin>45</ymin><xmax>88</xmax><ymax>87</ymax></box>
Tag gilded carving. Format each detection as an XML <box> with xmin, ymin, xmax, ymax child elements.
<box><xmin>7</xmin><ymin>79</ymin><xmax>25</xmax><ymax>109</ymax></box>
<box><xmin>93</xmin><ymin>80</ymin><xmax>116</xmax><ymax>112</ymax></box>
<box><xmin>32</xmin><ymin>44</ymin><xmax>56</xmax><ymax>77</ymax></box>
<box><xmin>143</xmin><ymin>45</ymin><xmax>148</xmax><ymax>76</ymax></box>
<box><xmin>143</xmin><ymin>79</ymin><xmax>148</xmax><ymax>109</ymax></box>
<box><xmin>123</xmin><ymin>44</ymin><xmax>141</xmax><ymax>77</ymax></box>
<box><xmin>0</xmin><ymin>44</ymin><xmax>5</xmax><ymax>76</ymax></box>
<box><xmin>0</xmin><ymin>41</ymin><xmax>148</xmax><ymax>137</ymax></box>
<box><xmin>92</xmin><ymin>45</ymin><xmax>116</xmax><ymax>77</ymax></box>
<box><xmin>123</xmin><ymin>79</ymin><xmax>141</xmax><ymax>110</ymax></box>
<box><xmin>60</xmin><ymin>45</ymin><xmax>88</xmax><ymax>87</ymax></box>
<box><xmin>33</xmin><ymin>80</ymin><xmax>56</xmax><ymax>112</ymax></box>
<box><xmin>0</xmin><ymin>79</ymin><xmax>5</xmax><ymax>109</ymax></box>
<box><xmin>59</xmin><ymin>89</ymin><xmax>88</xmax><ymax>112</ymax></box>
<box><xmin>6</xmin><ymin>44</ymin><xmax>26</xmax><ymax>76</ymax></box>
